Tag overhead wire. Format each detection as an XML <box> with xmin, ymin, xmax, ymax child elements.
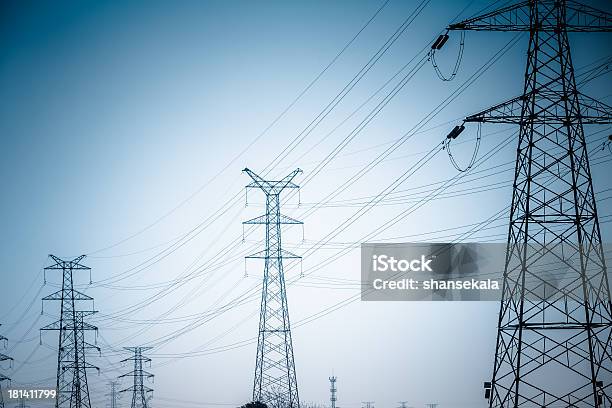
<box><xmin>84</xmin><ymin>0</ymin><xmax>393</xmax><ymax>257</ymax></box>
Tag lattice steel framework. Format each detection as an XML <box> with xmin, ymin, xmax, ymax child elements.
<box><xmin>0</xmin><ymin>325</ymin><xmax>13</xmax><ymax>408</ymax></box>
<box><xmin>329</xmin><ymin>376</ymin><xmax>337</xmax><ymax>408</ymax></box>
<box><xmin>41</xmin><ymin>255</ymin><xmax>99</xmax><ymax>408</ymax></box>
<box><xmin>119</xmin><ymin>347</ymin><xmax>153</xmax><ymax>408</ymax></box>
<box><xmin>15</xmin><ymin>397</ymin><xmax>29</xmax><ymax>408</ymax></box>
<box><xmin>447</xmin><ymin>1</ymin><xmax>612</xmax><ymax>406</ymax></box>
<box><xmin>107</xmin><ymin>381</ymin><xmax>119</xmax><ymax>408</ymax></box>
<box><xmin>243</xmin><ymin>168</ymin><xmax>302</xmax><ymax>408</ymax></box>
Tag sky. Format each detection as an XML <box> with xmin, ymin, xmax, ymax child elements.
<box><xmin>0</xmin><ymin>0</ymin><xmax>611</xmax><ymax>407</ymax></box>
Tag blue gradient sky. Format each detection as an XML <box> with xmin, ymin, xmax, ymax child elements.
<box><xmin>1</xmin><ymin>1</ymin><xmax>611</xmax><ymax>407</ymax></box>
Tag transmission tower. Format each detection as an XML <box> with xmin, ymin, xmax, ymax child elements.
<box><xmin>107</xmin><ymin>381</ymin><xmax>120</xmax><ymax>408</ymax></box>
<box><xmin>40</xmin><ymin>255</ymin><xmax>99</xmax><ymax>408</ymax></box>
<box><xmin>243</xmin><ymin>168</ymin><xmax>302</xmax><ymax>408</ymax></box>
<box><xmin>0</xmin><ymin>326</ymin><xmax>13</xmax><ymax>408</ymax></box>
<box><xmin>119</xmin><ymin>347</ymin><xmax>154</xmax><ymax>408</ymax></box>
<box><xmin>441</xmin><ymin>1</ymin><xmax>612</xmax><ymax>406</ymax></box>
<box><xmin>14</xmin><ymin>398</ymin><xmax>29</xmax><ymax>408</ymax></box>
<box><xmin>329</xmin><ymin>375</ymin><xmax>337</xmax><ymax>408</ymax></box>
<box><xmin>361</xmin><ymin>402</ymin><xmax>374</xmax><ymax>408</ymax></box>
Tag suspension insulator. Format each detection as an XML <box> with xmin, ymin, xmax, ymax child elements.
<box><xmin>432</xmin><ymin>34</ymin><xmax>449</xmax><ymax>50</ymax></box>
<box><xmin>446</xmin><ymin>124</ymin><xmax>465</xmax><ymax>139</ymax></box>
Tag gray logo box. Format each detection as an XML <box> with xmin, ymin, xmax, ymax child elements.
<box><xmin>360</xmin><ymin>242</ymin><xmax>612</xmax><ymax>301</ymax></box>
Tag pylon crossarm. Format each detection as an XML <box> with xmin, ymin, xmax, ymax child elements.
<box><xmin>123</xmin><ymin>346</ymin><xmax>152</xmax><ymax>352</ymax></box>
<box><xmin>80</xmin><ymin>322</ymin><xmax>98</xmax><ymax>332</ymax></box>
<box><xmin>448</xmin><ymin>1</ymin><xmax>530</xmax><ymax>31</ymax></box>
<box><xmin>243</xmin><ymin>168</ymin><xmax>272</xmax><ymax>191</ymax></box>
<box><xmin>81</xmin><ymin>362</ymin><xmax>99</xmax><ymax>371</ymax></box>
<box><xmin>42</xmin><ymin>290</ymin><xmax>93</xmax><ymax>301</ymax></box>
<box><xmin>246</xmin><ymin>249</ymin><xmax>301</xmax><ymax>259</ymax></box>
<box><xmin>84</xmin><ymin>341</ymin><xmax>100</xmax><ymax>353</ymax></box>
<box><xmin>464</xmin><ymin>92</ymin><xmax>612</xmax><ymax>124</ymax></box>
<box><xmin>244</xmin><ymin>214</ymin><xmax>303</xmax><ymax>225</ymax></box>
<box><xmin>465</xmin><ymin>94</ymin><xmax>524</xmax><ymax>124</ymax></box>
<box><xmin>577</xmin><ymin>93</ymin><xmax>612</xmax><ymax>124</ymax></box>
<box><xmin>0</xmin><ymin>354</ymin><xmax>13</xmax><ymax>362</ymax></box>
<box><xmin>244</xmin><ymin>167</ymin><xmax>302</xmax><ymax>196</ymax></box>
<box><xmin>0</xmin><ymin>374</ymin><xmax>9</xmax><ymax>381</ymax></box>
<box><xmin>45</xmin><ymin>254</ymin><xmax>90</xmax><ymax>270</ymax></box>
<box><xmin>120</xmin><ymin>358</ymin><xmax>152</xmax><ymax>364</ymax></box>
<box><xmin>243</xmin><ymin>214</ymin><xmax>268</xmax><ymax>225</ymax></box>
<box><xmin>449</xmin><ymin>0</ymin><xmax>612</xmax><ymax>32</ymax></box>
<box><xmin>40</xmin><ymin>321</ymin><xmax>61</xmax><ymax>331</ymax></box>
<box><xmin>565</xmin><ymin>0</ymin><xmax>612</xmax><ymax>32</ymax></box>
<box><xmin>279</xmin><ymin>214</ymin><xmax>302</xmax><ymax>225</ymax></box>
<box><xmin>275</xmin><ymin>168</ymin><xmax>302</xmax><ymax>191</ymax></box>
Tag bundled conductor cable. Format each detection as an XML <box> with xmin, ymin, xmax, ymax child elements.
<box><xmin>431</xmin><ymin>31</ymin><xmax>465</xmax><ymax>81</ymax></box>
<box><xmin>445</xmin><ymin>122</ymin><xmax>481</xmax><ymax>172</ymax></box>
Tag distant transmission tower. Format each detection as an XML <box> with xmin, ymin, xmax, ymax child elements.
<box><xmin>443</xmin><ymin>1</ymin><xmax>612</xmax><ymax>406</ymax></box>
<box><xmin>119</xmin><ymin>347</ymin><xmax>154</xmax><ymax>408</ymax></box>
<box><xmin>329</xmin><ymin>375</ymin><xmax>337</xmax><ymax>408</ymax></box>
<box><xmin>361</xmin><ymin>402</ymin><xmax>374</xmax><ymax>408</ymax></box>
<box><xmin>0</xmin><ymin>326</ymin><xmax>13</xmax><ymax>408</ymax></box>
<box><xmin>397</xmin><ymin>402</ymin><xmax>410</xmax><ymax>408</ymax></box>
<box><xmin>14</xmin><ymin>398</ymin><xmax>29</xmax><ymax>408</ymax></box>
<box><xmin>107</xmin><ymin>381</ymin><xmax>120</xmax><ymax>408</ymax></box>
<box><xmin>40</xmin><ymin>255</ymin><xmax>99</xmax><ymax>408</ymax></box>
<box><xmin>243</xmin><ymin>168</ymin><xmax>302</xmax><ymax>408</ymax></box>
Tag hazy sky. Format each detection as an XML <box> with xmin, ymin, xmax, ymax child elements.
<box><xmin>1</xmin><ymin>1</ymin><xmax>611</xmax><ymax>407</ymax></box>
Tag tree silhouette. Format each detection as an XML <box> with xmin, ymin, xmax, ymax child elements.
<box><xmin>239</xmin><ymin>402</ymin><xmax>268</xmax><ymax>408</ymax></box>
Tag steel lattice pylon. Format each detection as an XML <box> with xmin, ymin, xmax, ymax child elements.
<box><xmin>329</xmin><ymin>375</ymin><xmax>337</xmax><ymax>408</ymax></box>
<box><xmin>446</xmin><ymin>0</ymin><xmax>612</xmax><ymax>406</ymax></box>
<box><xmin>243</xmin><ymin>168</ymin><xmax>302</xmax><ymax>408</ymax></box>
<box><xmin>119</xmin><ymin>347</ymin><xmax>153</xmax><ymax>408</ymax></box>
<box><xmin>15</xmin><ymin>397</ymin><xmax>29</xmax><ymax>408</ymax></box>
<box><xmin>0</xmin><ymin>325</ymin><xmax>13</xmax><ymax>408</ymax></box>
<box><xmin>41</xmin><ymin>255</ymin><xmax>99</xmax><ymax>408</ymax></box>
<box><xmin>107</xmin><ymin>381</ymin><xmax>120</xmax><ymax>408</ymax></box>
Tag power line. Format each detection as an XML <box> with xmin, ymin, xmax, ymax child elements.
<box><xmin>85</xmin><ymin>0</ymin><xmax>392</xmax><ymax>258</ymax></box>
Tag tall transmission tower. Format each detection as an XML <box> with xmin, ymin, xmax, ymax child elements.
<box><xmin>107</xmin><ymin>381</ymin><xmax>120</xmax><ymax>408</ymax></box>
<box><xmin>442</xmin><ymin>1</ymin><xmax>612</xmax><ymax>406</ymax></box>
<box><xmin>243</xmin><ymin>168</ymin><xmax>303</xmax><ymax>408</ymax></box>
<box><xmin>329</xmin><ymin>375</ymin><xmax>337</xmax><ymax>408</ymax></box>
<box><xmin>40</xmin><ymin>255</ymin><xmax>99</xmax><ymax>408</ymax></box>
<box><xmin>119</xmin><ymin>347</ymin><xmax>154</xmax><ymax>408</ymax></box>
<box><xmin>361</xmin><ymin>402</ymin><xmax>374</xmax><ymax>408</ymax></box>
<box><xmin>0</xmin><ymin>326</ymin><xmax>13</xmax><ymax>408</ymax></box>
